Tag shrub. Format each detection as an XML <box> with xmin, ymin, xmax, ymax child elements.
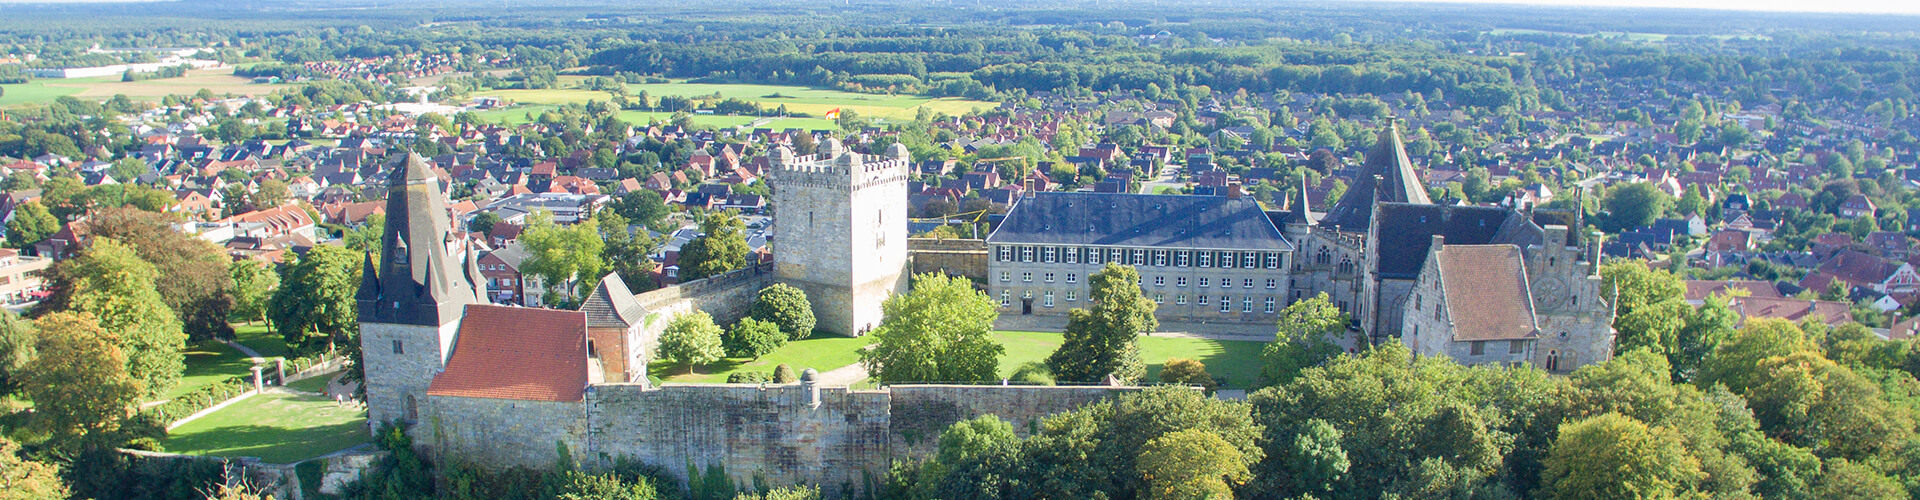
<box><xmin>772</xmin><ymin>364</ymin><xmax>798</xmax><ymax>383</ymax></box>
<box><xmin>1159</xmin><ymin>358</ymin><xmax>1217</xmax><ymax>392</ymax></box>
<box><xmin>1009</xmin><ymin>362</ymin><xmax>1055</xmax><ymax>385</ymax></box>
<box><xmin>723</xmin><ymin>318</ymin><xmax>785</xmax><ymax>359</ymax></box>
<box><xmin>728</xmin><ymin>371</ymin><xmax>770</xmax><ymax>384</ymax></box>
<box><xmin>139</xmin><ymin>374</ymin><xmax>253</xmax><ymax>424</ymax></box>
<box><xmin>750</xmin><ymin>284</ymin><xmax>816</xmax><ymax>340</ymax></box>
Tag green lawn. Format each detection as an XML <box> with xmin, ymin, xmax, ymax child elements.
<box><xmin>993</xmin><ymin>331</ymin><xmax>1267</xmax><ymax>389</ymax></box>
<box><xmin>232</xmin><ymin>323</ymin><xmax>291</xmax><ymax>359</ymax></box>
<box><xmin>0</xmin><ymin>79</ymin><xmax>87</xmax><ymax>108</ymax></box>
<box><xmin>160</xmin><ymin>392</ymin><xmax>369</xmax><ymax>464</ymax></box>
<box><xmin>651</xmin><ymin>334</ymin><xmax>870</xmax><ymax>384</ymax></box>
<box><xmin>165</xmin><ymin>339</ymin><xmax>256</xmax><ymax>401</ymax></box>
<box><xmin>284</xmin><ymin>371</ymin><xmax>338</xmax><ymax>394</ymax></box>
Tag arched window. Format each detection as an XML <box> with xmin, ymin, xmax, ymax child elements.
<box><xmin>405</xmin><ymin>395</ymin><xmax>418</xmax><ymax>421</ymax></box>
<box><xmin>1317</xmin><ymin>247</ymin><xmax>1332</xmax><ymax>264</ymax></box>
<box><xmin>1545</xmin><ymin>350</ymin><xmax>1560</xmax><ymax>372</ymax></box>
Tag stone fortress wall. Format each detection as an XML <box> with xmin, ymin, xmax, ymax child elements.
<box><xmin>907</xmin><ymin>238</ymin><xmax>988</xmax><ymax>284</ymax></box>
<box><xmin>423</xmin><ymin>381</ymin><xmax>1137</xmax><ymax>493</ymax></box>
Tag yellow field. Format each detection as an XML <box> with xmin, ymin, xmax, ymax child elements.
<box><xmin>1</xmin><ymin>67</ymin><xmax>292</xmax><ymax>108</ymax></box>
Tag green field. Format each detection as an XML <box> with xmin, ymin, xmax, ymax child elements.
<box><xmin>650</xmin><ymin>334</ymin><xmax>870</xmax><ymax>384</ymax></box>
<box><xmin>994</xmin><ymin>331</ymin><xmax>1267</xmax><ymax>389</ymax></box>
<box><xmin>1</xmin><ymin>67</ymin><xmax>292</xmax><ymax>108</ymax></box>
<box><xmin>165</xmin><ymin>339</ymin><xmax>257</xmax><ymax>401</ymax></box>
<box><xmin>285</xmin><ymin>371</ymin><xmax>339</xmax><ymax>394</ymax></box>
<box><xmin>473</xmin><ymin>79</ymin><xmax>991</xmax><ymax>128</ymax></box>
<box><xmin>232</xmin><ymin>323</ymin><xmax>291</xmax><ymax>359</ymax></box>
<box><xmin>160</xmin><ymin>391</ymin><xmax>369</xmax><ymax>464</ymax></box>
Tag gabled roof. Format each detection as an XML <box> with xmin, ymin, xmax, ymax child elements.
<box><xmin>579</xmin><ymin>272</ymin><xmax>648</xmax><ymax>329</ymax></box>
<box><xmin>427</xmin><ymin>305</ymin><xmax>588</xmax><ymax>402</ymax></box>
<box><xmin>987</xmin><ymin>192</ymin><xmax>1292</xmax><ymax>251</ymax></box>
<box><xmin>1372</xmin><ymin>203</ymin><xmax>1540</xmax><ymax>280</ymax></box>
<box><xmin>1436</xmin><ymin>244</ymin><xmax>1539</xmax><ymax>341</ymax></box>
<box><xmin>1320</xmin><ymin>122</ymin><xmax>1430</xmax><ymax>231</ymax></box>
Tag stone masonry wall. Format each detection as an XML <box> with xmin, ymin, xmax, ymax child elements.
<box><xmin>885</xmin><ymin>385</ymin><xmax>1128</xmax><ymax>461</ymax></box>
<box><xmin>422</xmin><ymin>396</ymin><xmax>588</xmax><ymax>469</ymax></box>
<box><xmin>627</xmin><ymin>265</ymin><xmax>776</xmax><ymax>374</ymax></box>
<box><xmin>908</xmin><ymin>238</ymin><xmax>988</xmax><ymax>283</ymax></box>
<box><xmin>585</xmin><ymin>383</ymin><xmax>893</xmax><ymax>491</ymax></box>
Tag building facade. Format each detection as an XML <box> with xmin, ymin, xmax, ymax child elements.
<box><xmin>985</xmin><ymin>191</ymin><xmax>1295</xmax><ymax>322</ymax></box>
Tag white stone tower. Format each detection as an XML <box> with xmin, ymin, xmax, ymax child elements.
<box><xmin>768</xmin><ymin>139</ymin><xmax>911</xmax><ymax>335</ymax></box>
<box><xmin>357</xmin><ymin>153</ymin><xmax>483</xmax><ymax>429</ymax></box>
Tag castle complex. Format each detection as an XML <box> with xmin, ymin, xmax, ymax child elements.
<box><xmin>356</xmin><ymin>124</ymin><xmax>1615</xmax><ymax>487</ymax></box>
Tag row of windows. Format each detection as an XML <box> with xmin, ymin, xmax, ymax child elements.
<box><xmin>997</xmin><ymin>245</ymin><xmax>1284</xmax><ymax>269</ymax></box>
<box><xmin>1002</xmin><ymin>272</ymin><xmax>1278</xmax><ymax>290</ymax></box>
<box><xmin>999</xmin><ymin>290</ymin><xmax>1280</xmax><ymax>313</ymax></box>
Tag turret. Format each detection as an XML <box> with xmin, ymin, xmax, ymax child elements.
<box><xmin>819</xmin><ymin>137</ymin><xmax>845</xmax><ymax>161</ymax></box>
<box><xmin>885</xmin><ymin>142</ymin><xmax>911</xmax><ymax>164</ymax></box>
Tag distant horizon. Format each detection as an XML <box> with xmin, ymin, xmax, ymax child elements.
<box><xmin>1360</xmin><ymin>0</ymin><xmax>1920</xmax><ymax>15</ymax></box>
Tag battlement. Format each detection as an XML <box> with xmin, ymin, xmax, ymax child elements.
<box><xmin>769</xmin><ymin>152</ymin><xmax>911</xmax><ymax>189</ymax></box>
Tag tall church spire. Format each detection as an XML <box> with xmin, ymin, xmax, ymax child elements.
<box><xmin>357</xmin><ymin>152</ymin><xmax>478</xmax><ymax>327</ymax></box>
<box><xmin>1319</xmin><ymin>119</ymin><xmax>1431</xmax><ymax>231</ymax></box>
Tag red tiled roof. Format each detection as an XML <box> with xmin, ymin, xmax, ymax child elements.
<box><xmin>427</xmin><ymin>305</ymin><xmax>588</xmax><ymax>402</ymax></box>
<box><xmin>1438</xmin><ymin>245</ymin><xmax>1539</xmax><ymax>341</ymax></box>
<box><xmin>1684</xmin><ymin>280</ymin><xmax>1784</xmax><ymax>302</ymax></box>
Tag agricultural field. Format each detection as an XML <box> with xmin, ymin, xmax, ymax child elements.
<box><xmin>472</xmin><ymin>79</ymin><xmax>992</xmax><ymax>129</ymax></box>
<box><xmin>0</xmin><ymin>66</ymin><xmax>291</xmax><ymax>108</ymax></box>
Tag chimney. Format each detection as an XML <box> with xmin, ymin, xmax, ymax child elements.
<box><xmin>1587</xmin><ymin>230</ymin><xmax>1603</xmax><ymax>275</ymax></box>
<box><xmin>1227</xmin><ymin>183</ymin><xmax>1244</xmax><ymax>200</ymax></box>
<box><xmin>1023</xmin><ymin>178</ymin><xmax>1036</xmax><ymax>196</ymax></box>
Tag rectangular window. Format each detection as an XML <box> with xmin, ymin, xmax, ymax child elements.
<box><xmin>1022</xmin><ymin>247</ymin><xmax>1034</xmax><ymax>262</ymax></box>
<box><xmin>1220</xmin><ymin>296</ymin><xmax>1231</xmax><ymax>312</ymax></box>
<box><xmin>1176</xmin><ymin>294</ymin><xmax>1188</xmax><ymax>305</ymax></box>
<box><xmin>1264</xmin><ymin>297</ymin><xmax>1276</xmax><ymax>313</ymax></box>
<box><xmin>1199</xmin><ymin>295</ymin><xmax>1210</xmax><ymax>306</ymax></box>
<box><xmin>1266</xmin><ymin>253</ymin><xmax>1280</xmax><ymax>269</ymax></box>
<box><xmin>1510</xmin><ymin>340</ymin><xmax>1525</xmax><ymax>355</ymax></box>
<box><xmin>1244</xmin><ymin>278</ymin><xmax>1255</xmax><ymax>288</ymax></box>
<box><xmin>1243</xmin><ymin>298</ymin><xmax>1254</xmax><ymax>312</ymax></box>
<box><xmin>1110</xmin><ymin>249</ymin><xmax>1125</xmax><ymax>264</ymax></box>
<box><xmin>1153</xmin><ymin>250</ymin><xmax>1168</xmax><ymax>267</ymax></box>
<box><xmin>1044</xmin><ymin>291</ymin><xmax>1055</xmax><ymax>308</ymax></box>
<box><xmin>1245</xmin><ymin>254</ymin><xmax>1259</xmax><ymax>268</ymax></box>
<box><xmin>1133</xmin><ymin>249</ymin><xmax>1147</xmax><ymax>266</ymax></box>
<box><xmin>392</xmin><ymin>340</ymin><xmax>404</xmax><ymax>355</ymax></box>
<box><xmin>1471</xmin><ymin>341</ymin><xmax>1486</xmax><ymax>355</ymax></box>
<box><xmin>1200</xmin><ymin>277</ymin><xmax>1210</xmax><ymax>288</ymax></box>
<box><xmin>1177</xmin><ymin>277</ymin><xmax>1188</xmax><ymax>287</ymax></box>
<box><xmin>1154</xmin><ymin>276</ymin><xmax>1166</xmax><ymax>286</ymax></box>
<box><xmin>1022</xmin><ymin>272</ymin><xmax>1033</xmax><ymax>282</ymax></box>
<box><xmin>1176</xmin><ymin>251</ymin><xmax>1190</xmax><ymax>267</ymax></box>
<box><xmin>1066</xmin><ymin>290</ymin><xmax>1077</xmax><ymax>301</ymax></box>
<box><xmin>1220</xmin><ymin>251</ymin><xmax>1236</xmax><ymax>269</ymax></box>
<box><xmin>1067</xmin><ymin>273</ymin><xmax>1078</xmax><ymax>284</ymax></box>
<box><xmin>1044</xmin><ymin>247</ymin><xmax>1057</xmax><ymax>263</ymax></box>
<box><xmin>1199</xmin><ymin>252</ymin><xmax>1213</xmax><ymax>268</ymax></box>
<box><xmin>1000</xmin><ymin>291</ymin><xmax>1010</xmax><ymax>307</ymax></box>
<box><xmin>1087</xmin><ymin>248</ymin><xmax>1102</xmax><ymax>265</ymax></box>
<box><xmin>998</xmin><ymin>246</ymin><xmax>1011</xmax><ymax>262</ymax></box>
<box><xmin>1045</xmin><ymin>273</ymin><xmax>1055</xmax><ymax>283</ymax></box>
<box><xmin>1154</xmin><ymin>293</ymin><xmax>1165</xmax><ymax>304</ymax></box>
<box><xmin>1266</xmin><ymin>278</ymin><xmax>1277</xmax><ymax>289</ymax></box>
<box><xmin>1000</xmin><ymin>271</ymin><xmax>1011</xmax><ymax>282</ymax></box>
<box><xmin>1064</xmin><ymin>247</ymin><xmax>1079</xmax><ymax>264</ymax></box>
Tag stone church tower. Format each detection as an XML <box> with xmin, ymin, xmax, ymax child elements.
<box><xmin>768</xmin><ymin>139</ymin><xmax>911</xmax><ymax>335</ymax></box>
<box><xmin>357</xmin><ymin>153</ymin><xmax>484</xmax><ymax>427</ymax></box>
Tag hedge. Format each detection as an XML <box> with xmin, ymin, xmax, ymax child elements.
<box><xmin>144</xmin><ymin>374</ymin><xmax>254</xmax><ymax>425</ymax></box>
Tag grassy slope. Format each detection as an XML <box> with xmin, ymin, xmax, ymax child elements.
<box><xmin>166</xmin><ymin>339</ymin><xmax>256</xmax><ymax>401</ymax></box>
<box><xmin>160</xmin><ymin>391</ymin><xmax>368</xmax><ymax>464</ymax></box>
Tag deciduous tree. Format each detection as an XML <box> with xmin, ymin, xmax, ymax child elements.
<box><xmin>677</xmin><ymin>211</ymin><xmax>750</xmax><ymax>282</ymax></box>
<box><xmin>861</xmin><ymin>273</ymin><xmax>1002</xmax><ymax>383</ymax></box>
<box><xmin>1538</xmin><ymin>413</ymin><xmax>1705</xmax><ymax>500</ymax></box>
<box><xmin>521</xmin><ymin>211</ymin><xmax>607</xmax><ymax>303</ymax></box>
<box><xmin>24</xmin><ymin>312</ymin><xmax>142</xmax><ymax>443</ymax></box>
<box><xmin>723</xmin><ymin>317</ymin><xmax>784</xmax><ymax>360</ymax></box>
<box><xmin>268</xmin><ymin>244</ymin><xmax>362</xmax><ymax>354</ymax></box>
<box><xmin>658</xmin><ymin>311</ymin><xmax>724</xmax><ymax>375</ymax></box>
<box><xmin>749</xmin><ymin>284</ymin><xmax>816</xmax><ymax>340</ymax></box>
<box><xmin>3</xmin><ymin>200</ymin><xmax>56</xmax><ymax>249</ymax></box>
<box><xmin>228</xmin><ymin>260</ymin><xmax>278</xmax><ymax>325</ymax></box>
<box><xmin>1136</xmin><ymin>429</ymin><xmax>1251</xmax><ymax>500</ymax></box>
<box><xmin>1259</xmin><ymin>292</ymin><xmax>1346</xmax><ymax>387</ymax></box>
<box><xmin>1047</xmin><ymin>264</ymin><xmax>1155</xmax><ymax>384</ymax></box>
<box><xmin>58</xmin><ymin>238</ymin><xmax>185</xmax><ymax>398</ymax></box>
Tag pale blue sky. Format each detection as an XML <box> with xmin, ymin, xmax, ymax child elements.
<box><xmin>1373</xmin><ymin>0</ymin><xmax>1920</xmax><ymax>15</ymax></box>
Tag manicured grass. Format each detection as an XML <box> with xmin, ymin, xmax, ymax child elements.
<box><xmin>993</xmin><ymin>331</ymin><xmax>1267</xmax><ymax>389</ymax></box>
<box><xmin>160</xmin><ymin>391</ymin><xmax>369</xmax><ymax>464</ymax></box>
<box><xmin>232</xmin><ymin>323</ymin><xmax>291</xmax><ymax>359</ymax></box>
<box><xmin>285</xmin><ymin>371</ymin><xmax>338</xmax><ymax>394</ymax></box>
<box><xmin>651</xmin><ymin>334</ymin><xmax>869</xmax><ymax>384</ymax></box>
<box><xmin>165</xmin><ymin>339</ymin><xmax>256</xmax><ymax>401</ymax></box>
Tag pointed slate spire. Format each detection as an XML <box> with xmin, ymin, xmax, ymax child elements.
<box><xmin>1319</xmin><ymin>119</ymin><xmax>1430</xmax><ymax>231</ymax></box>
<box><xmin>360</xmin><ymin>149</ymin><xmax>478</xmax><ymax>326</ymax></box>
<box><xmin>356</xmin><ymin>251</ymin><xmax>381</xmax><ymax>301</ymax></box>
<box><xmin>464</xmin><ymin>241</ymin><xmax>486</xmax><ymax>301</ymax></box>
<box><xmin>1289</xmin><ymin>172</ymin><xmax>1317</xmax><ymax>225</ymax></box>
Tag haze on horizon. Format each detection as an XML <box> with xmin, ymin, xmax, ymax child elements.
<box><xmin>1366</xmin><ymin>0</ymin><xmax>1920</xmax><ymax>15</ymax></box>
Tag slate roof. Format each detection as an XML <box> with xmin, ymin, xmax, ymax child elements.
<box><xmin>987</xmin><ymin>192</ymin><xmax>1292</xmax><ymax>251</ymax></box>
<box><xmin>427</xmin><ymin>305</ymin><xmax>588</xmax><ymax>402</ymax></box>
<box><xmin>357</xmin><ymin>152</ymin><xmax>479</xmax><ymax>327</ymax></box>
<box><xmin>1816</xmin><ymin>249</ymin><xmax>1898</xmax><ymax>285</ymax></box>
<box><xmin>579</xmin><ymin>272</ymin><xmax>647</xmax><ymax>329</ymax></box>
<box><xmin>1372</xmin><ymin>203</ymin><xmax>1540</xmax><ymax>280</ymax></box>
<box><xmin>1320</xmin><ymin>122</ymin><xmax>1431</xmax><ymax>231</ymax></box>
<box><xmin>1684</xmin><ymin>280</ymin><xmax>1785</xmax><ymax>301</ymax></box>
<box><xmin>1436</xmin><ymin>245</ymin><xmax>1539</xmax><ymax>341</ymax></box>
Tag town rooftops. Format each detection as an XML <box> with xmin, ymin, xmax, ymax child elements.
<box><xmin>1437</xmin><ymin>244</ymin><xmax>1539</xmax><ymax>342</ymax></box>
<box><xmin>987</xmin><ymin>191</ymin><xmax>1292</xmax><ymax>251</ymax></box>
<box><xmin>427</xmin><ymin>304</ymin><xmax>588</xmax><ymax>402</ymax></box>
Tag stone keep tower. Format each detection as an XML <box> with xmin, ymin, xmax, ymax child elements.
<box><xmin>357</xmin><ymin>153</ymin><xmax>484</xmax><ymax>428</ymax></box>
<box><xmin>768</xmin><ymin>139</ymin><xmax>911</xmax><ymax>335</ymax></box>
